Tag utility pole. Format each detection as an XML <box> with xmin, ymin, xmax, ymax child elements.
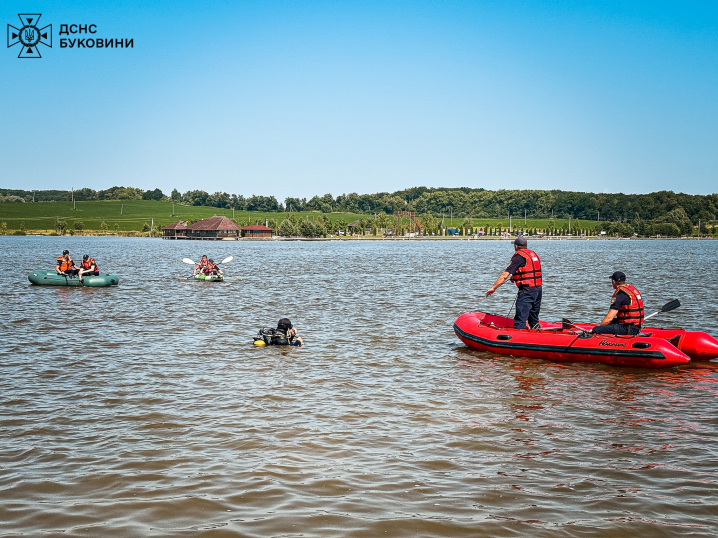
<box><xmin>32</xmin><ymin>190</ymin><xmax>35</xmax><ymax>202</ymax></box>
<box><xmin>597</xmin><ymin>211</ymin><xmax>599</xmax><ymax>222</ymax></box>
<box><xmin>698</xmin><ymin>219</ymin><xmax>701</xmax><ymax>239</ymax></box>
<box><xmin>450</xmin><ymin>207</ymin><xmax>452</xmax><ymax>226</ymax></box>
<box><xmin>121</xmin><ymin>204</ymin><xmax>123</xmax><ymax>215</ymax></box>
<box><xmin>151</xmin><ymin>218</ymin><xmax>154</xmax><ymax>231</ymax></box>
<box><xmin>232</xmin><ymin>208</ymin><xmax>234</xmax><ymax>219</ymax></box>
<box><xmin>509</xmin><ymin>212</ymin><xmax>512</xmax><ymax>233</ymax></box>
<box><xmin>569</xmin><ymin>216</ymin><xmax>571</xmax><ymax>234</ymax></box>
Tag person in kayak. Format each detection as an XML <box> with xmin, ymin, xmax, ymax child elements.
<box><xmin>485</xmin><ymin>235</ymin><xmax>542</xmax><ymax>329</ymax></box>
<box><xmin>591</xmin><ymin>271</ymin><xmax>644</xmax><ymax>335</ymax></box>
<box><xmin>55</xmin><ymin>250</ymin><xmax>80</xmax><ymax>277</ymax></box>
<box><xmin>193</xmin><ymin>255</ymin><xmax>210</xmax><ymax>276</ymax></box>
<box><xmin>254</xmin><ymin>318</ymin><xmax>303</xmax><ymax>347</ymax></box>
<box><xmin>78</xmin><ymin>254</ymin><xmax>99</xmax><ymax>282</ymax></box>
<box><xmin>205</xmin><ymin>259</ymin><xmax>220</xmax><ymax>276</ymax></box>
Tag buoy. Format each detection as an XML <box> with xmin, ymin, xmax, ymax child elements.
<box><xmin>254</xmin><ymin>340</ymin><xmax>266</xmax><ymax>347</ymax></box>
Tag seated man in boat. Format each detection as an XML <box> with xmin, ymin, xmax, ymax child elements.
<box><xmin>254</xmin><ymin>318</ymin><xmax>303</xmax><ymax>347</ymax></box>
<box><xmin>78</xmin><ymin>254</ymin><xmax>100</xmax><ymax>282</ymax></box>
<box><xmin>55</xmin><ymin>250</ymin><xmax>80</xmax><ymax>277</ymax></box>
<box><xmin>591</xmin><ymin>271</ymin><xmax>644</xmax><ymax>335</ymax></box>
<box><xmin>193</xmin><ymin>255</ymin><xmax>210</xmax><ymax>276</ymax></box>
<box><xmin>485</xmin><ymin>235</ymin><xmax>542</xmax><ymax>329</ymax></box>
<box><xmin>205</xmin><ymin>259</ymin><xmax>220</xmax><ymax>276</ymax></box>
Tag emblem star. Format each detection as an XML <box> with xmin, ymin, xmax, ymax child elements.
<box><xmin>7</xmin><ymin>13</ymin><xmax>52</xmax><ymax>58</ymax></box>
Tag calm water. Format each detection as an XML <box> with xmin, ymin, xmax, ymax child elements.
<box><xmin>1</xmin><ymin>237</ymin><xmax>717</xmax><ymax>537</ymax></box>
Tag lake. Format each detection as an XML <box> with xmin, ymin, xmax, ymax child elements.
<box><xmin>1</xmin><ymin>237</ymin><xmax>717</xmax><ymax>537</ymax></box>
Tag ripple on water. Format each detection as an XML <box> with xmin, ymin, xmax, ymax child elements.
<box><xmin>0</xmin><ymin>237</ymin><xmax>717</xmax><ymax>537</ymax></box>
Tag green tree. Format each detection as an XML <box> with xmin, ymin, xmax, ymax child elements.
<box><xmin>142</xmin><ymin>222</ymin><xmax>151</xmax><ymax>232</ymax></box>
<box><xmin>19</xmin><ymin>221</ymin><xmax>26</xmax><ymax>231</ymax></box>
<box><xmin>0</xmin><ymin>222</ymin><xmax>6</xmax><ymax>235</ymax></box>
<box><xmin>278</xmin><ymin>218</ymin><xmax>299</xmax><ymax>236</ymax></box>
<box><xmin>171</xmin><ymin>189</ymin><xmax>181</xmax><ymax>201</ymax></box>
<box><xmin>100</xmin><ymin>221</ymin><xmax>109</xmax><ymax>232</ymax></box>
<box><xmin>58</xmin><ymin>220</ymin><xmax>67</xmax><ymax>234</ymax></box>
<box><xmin>74</xmin><ymin>221</ymin><xmax>84</xmax><ymax>231</ymax></box>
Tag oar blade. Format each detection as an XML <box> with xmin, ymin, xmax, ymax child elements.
<box><xmin>182</xmin><ymin>258</ymin><xmax>196</xmax><ymax>265</ymax></box>
<box><xmin>661</xmin><ymin>299</ymin><xmax>680</xmax><ymax>313</ymax></box>
<box><xmin>220</xmin><ymin>256</ymin><xmax>233</xmax><ymax>264</ymax></box>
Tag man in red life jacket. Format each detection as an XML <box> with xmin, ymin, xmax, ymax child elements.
<box><xmin>205</xmin><ymin>259</ymin><xmax>219</xmax><ymax>275</ymax></box>
<box><xmin>55</xmin><ymin>250</ymin><xmax>79</xmax><ymax>276</ymax></box>
<box><xmin>591</xmin><ymin>271</ymin><xmax>644</xmax><ymax>335</ymax></box>
<box><xmin>193</xmin><ymin>255</ymin><xmax>210</xmax><ymax>276</ymax></box>
<box><xmin>78</xmin><ymin>254</ymin><xmax>99</xmax><ymax>282</ymax></box>
<box><xmin>486</xmin><ymin>235</ymin><xmax>543</xmax><ymax>329</ymax></box>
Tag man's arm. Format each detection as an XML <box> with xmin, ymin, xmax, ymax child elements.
<box><xmin>486</xmin><ymin>272</ymin><xmax>511</xmax><ymax>296</ymax></box>
<box><xmin>596</xmin><ymin>309</ymin><xmax>618</xmax><ymax>326</ymax></box>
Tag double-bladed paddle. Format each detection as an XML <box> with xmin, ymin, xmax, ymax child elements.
<box><xmin>182</xmin><ymin>256</ymin><xmax>233</xmax><ymax>265</ymax></box>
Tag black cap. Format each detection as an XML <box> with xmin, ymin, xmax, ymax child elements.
<box><xmin>610</xmin><ymin>271</ymin><xmax>626</xmax><ymax>282</ymax></box>
<box><xmin>83</xmin><ymin>254</ymin><xmax>89</xmax><ymax>259</ymax></box>
<box><xmin>513</xmin><ymin>235</ymin><xmax>527</xmax><ymax>247</ymax></box>
<box><xmin>62</xmin><ymin>249</ymin><xmax>69</xmax><ymax>255</ymax></box>
<box><xmin>277</xmin><ymin>318</ymin><xmax>293</xmax><ymax>330</ymax></box>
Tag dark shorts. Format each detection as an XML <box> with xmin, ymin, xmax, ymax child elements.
<box><xmin>60</xmin><ymin>269</ymin><xmax>80</xmax><ymax>276</ymax></box>
<box><xmin>81</xmin><ymin>271</ymin><xmax>99</xmax><ymax>276</ymax></box>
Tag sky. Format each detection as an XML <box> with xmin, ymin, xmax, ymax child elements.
<box><xmin>1</xmin><ymin>1</ymin><xmax>716</xmax><ymax>199</ymax></box>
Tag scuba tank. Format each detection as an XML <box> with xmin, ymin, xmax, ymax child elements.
<box><xmin>253</xmin><ymin>327</ymin><xmax>294</xmax><ymax>346</ymax></box>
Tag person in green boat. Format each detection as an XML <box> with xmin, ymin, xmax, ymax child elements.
<box><xmin>78</xmin><ymin>254</ymin><xmax>100</xmax><ymax>282</ymax></box>
<box><xmin>205</xmin><ymin>259</ymin><xmax>220</xmax><ymax>276</ymax></box>
<box><xmin>55</xmin><ymin>250</ymin><xmax>80</xmax><ymax>277</ymax></box>
<box><xmin>193</xmin><ymin>255</ymin><xmax>210</xmax><ymax>276</ymax></box>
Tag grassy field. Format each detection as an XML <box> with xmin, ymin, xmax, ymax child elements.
<box><xmin>0</xmin><ymin>200</ymin><xmax>598</xmax><ymax>233</ymax></box>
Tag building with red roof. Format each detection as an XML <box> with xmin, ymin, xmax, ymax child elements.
<box><xmin>161</xmin><ymin>221</ymin><xmax>188</xmax><ymax>239</ymax></box>
<box><xmin>162</xmin><ymin>216</ymin><xmax>240</xmax><ymax>240</ymax></box>
<box><xmin>241</xmin><ymin>224</ymin><xmax>274</xmax><ymax>238</ymax></box>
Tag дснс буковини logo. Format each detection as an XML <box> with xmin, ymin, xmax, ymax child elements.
<box><xmin>7</xmin><ymin>13</ymin><xmax>52</xmax><ymax>58</ymax></box>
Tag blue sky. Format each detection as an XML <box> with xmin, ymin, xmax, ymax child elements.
<box><xmin>1</xmin><ymin>1</ymin><xmax>716</xmax><ymax>198</ymax></box>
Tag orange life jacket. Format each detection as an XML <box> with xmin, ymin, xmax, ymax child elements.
<box><xmin>614</xmin><ymin>283</ymin><xmax>644</xmax><ymax>326</ymax></box>
<box><xmin>512</xmin><ymin>248</ymin><xmax>542</xmax><ymax>287</ymax></box>
<box><xmin>206</xmin><ymin>262</ymin><xmax>218</xmax><ymax>273</ymax></box>
<box><xmin>81</xmin><ymin>258</ymin><xmax>98</xmax><ymax>271</ymax></box>
<box><xmin>57</xmin><ymin>256</ymin><xmax>74</xmax><ymax>272</ymax></box>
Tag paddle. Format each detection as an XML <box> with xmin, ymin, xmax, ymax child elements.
<box><xmin>644</xmin><ymin>299</ymin><xmax>680</xmax><ymax>322</ymax></box>
<box><xmin>182</xmin><ymin>258</ymin><xmax>195</xmax><ymax>265</ymax></box>
<box><xmin>218</xmin><ymin>256</ymin><xmax>233</xmax><ymax>264</ymax></box>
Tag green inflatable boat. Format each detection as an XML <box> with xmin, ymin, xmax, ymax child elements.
<box><xmin>193</xmin><ymin>272</ymin><xmax>224</xmax><ymax>282</ymax></box>
<box><xmin>28</xmin><ymin>270</ymin><xmax>119</xmax><ymax>287</ymax></box>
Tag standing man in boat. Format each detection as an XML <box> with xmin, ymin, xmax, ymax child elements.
<box><xmin>591</xmin><ymin>271</ymin><xmax>644</xmax><ymax>335</ymax></box>
<box><xmin>55</xmin><ymin>250</ymin><xmax>80</xmax><ymax>277</ymax></box>
<box><xmin>485</xmin><ymin>235</ymin><xmax>542</xmax><ymax>329</ymax></box>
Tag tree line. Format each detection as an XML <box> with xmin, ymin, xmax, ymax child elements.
<box><xmin>2</xmin><ymin>185</ymin><xmax>716</xmax><ymax>226</ymax></box>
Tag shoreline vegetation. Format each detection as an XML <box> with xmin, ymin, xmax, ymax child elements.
<box><xmin>1</xmin><ymin>186</ymin><xmax>716</xmax><ymax>239</ymax></box>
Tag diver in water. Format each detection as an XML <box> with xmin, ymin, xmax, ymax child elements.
<box><xmin>254</xmin><ymin>318</ymin><xmax>303</xmax><ymax>347</ymax></box>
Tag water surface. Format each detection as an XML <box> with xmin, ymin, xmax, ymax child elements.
<box><xmin>1</xmin><ymin>237</ymin><xmax>717</xmax><ymax>537</ymax></box>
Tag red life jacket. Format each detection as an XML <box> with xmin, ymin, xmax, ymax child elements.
<box><xmin>614</xmin><ymin>283</ymin><xmax>644</xmax><ymax>326</ymax></box>
<box><xmin>512</xmin><ymin>248</ymin><xmax>542</xmax><ymax>287</ymax></box>
<box><xmin>57</xmin><ymin>256</ymin><xmax>74</xmax><ymax>272</ymax></box>
<box><xmin>81</xmin><ymin>258</ymin><xmax>98</xmax><ymax>271</ymax></box>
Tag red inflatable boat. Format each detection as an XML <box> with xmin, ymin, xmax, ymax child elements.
<box><xmin>453</xmin><ymin>311</ymin><xmax>718</xmax><ymax>368</ymax></box>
